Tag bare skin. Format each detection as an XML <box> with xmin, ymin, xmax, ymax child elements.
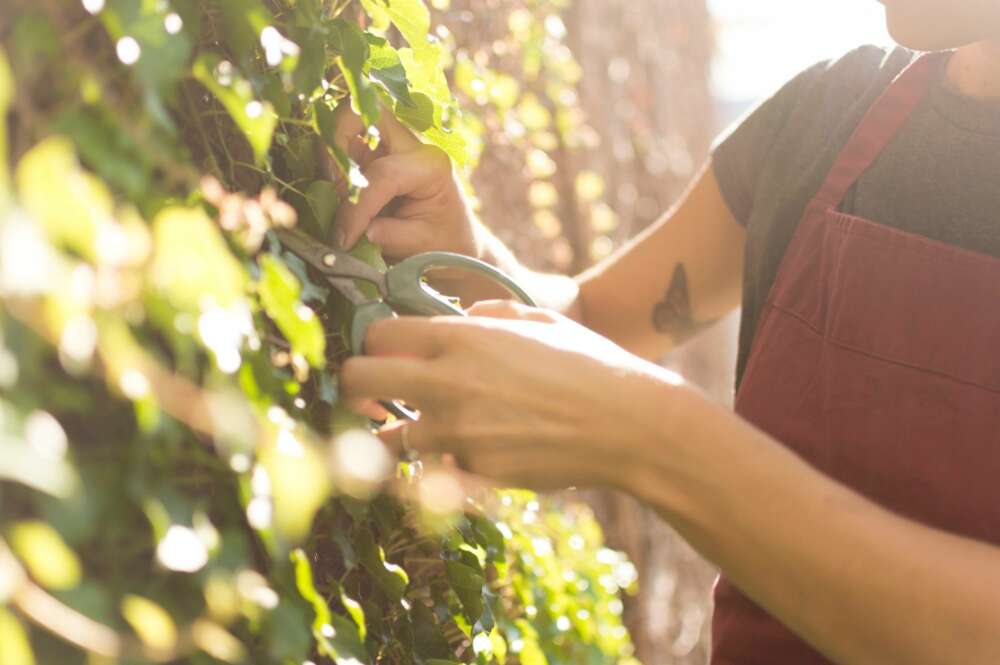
<box><xmin>335</xmin><ymin>4</ymin><xmax>1000</xmax><ymax>662</ymax></box>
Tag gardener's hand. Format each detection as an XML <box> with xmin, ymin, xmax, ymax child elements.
<box><xmin>338</xmin><ymin>301</ymin><xmax>686</xmax><ymax>490</ymax></box>
<box><xmin>325</xmin><ymin>106</ymin><xmax>481</xmax><ymax>260</ymax></box>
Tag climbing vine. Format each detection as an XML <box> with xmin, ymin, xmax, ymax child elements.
<box><xmin>0</xmin><ymin>1</ymin><xmax>638</xmax><ymax>664</ymax></box>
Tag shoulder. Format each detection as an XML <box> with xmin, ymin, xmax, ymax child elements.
<box><xmin>797</xmin><ymin>45</ymin><xmax>913</xmax><ymax>100</ymax></box>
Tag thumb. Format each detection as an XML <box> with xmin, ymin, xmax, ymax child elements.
<box><xmin>365</xmin><ymin>217</ymin><xmax>435</xmax><ymax>259</ymax></box>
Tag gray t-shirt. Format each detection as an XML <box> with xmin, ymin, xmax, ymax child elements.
<box><xmin>713</xmin><ymin>46</ymin><xmax>1000</xmax><ymax>389</ymax></box>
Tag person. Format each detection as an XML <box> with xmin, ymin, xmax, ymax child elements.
<box><xmin>335</xmin><ymin>1</ymin><xmax>1000</xmax><ymax>662</ymax></box>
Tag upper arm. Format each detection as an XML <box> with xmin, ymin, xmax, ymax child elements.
<box><xmin>576</xmin><ymin>160</ymin><xmax>745</xmax><ymax>360</ymax></box>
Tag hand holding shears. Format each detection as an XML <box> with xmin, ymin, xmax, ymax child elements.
<box><xmin>275</xmin><ymin>227</ymin><xmax>536</xmax><ymax>419</ymax></box>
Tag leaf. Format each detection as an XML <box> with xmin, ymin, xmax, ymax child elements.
<box><xmin>329</xmin><ymin>20</ymin><xmax>380</xmax><ymax>129</ymax></box>
<box><xmin>444</xmin><ymin>560</ymin><xmax>485</xmax><ymax>623</ymax></box>
<box><xmin>121</xmin><ymin>594</ymin><xmax>178</xmax><ymax>654</ymax></box>
<box><xmin>193</xmin><ymin>53</ymin><xmax>277</xmax><ymax>165</ymax></box>
<box><xmin>8</xmin><ymin>521</ymin><xmax>82</xmax><ymax>591</ymax></box>
<box><xmin>289</xmin><ymin>25</ymin><xmax>328</xmax><ymax>96</ymax></box>
<box><xmin>0</xmin><ymin>608</ymin><xmax>35</xmax><ymax>665</ymax></box>
<box><xmin>302</xmin><ymin>179</ymin><xmax>341</xmax><ymax>236</ymax></box>
<box><xmin>214</xmin><ymin>0</ymin><xmax>274</xmax><ymax>56</ymax></box>
<box><xmin>14</xmin><ymin>136</ymin><xmax>111</xmax><ymax>259</ymax></box>
<box><xmin>354</xmin><ymin>528</ymin><xmax>408</xmax><ymax>602</ymax></box>
<box><xmin>257</xmin><ymin>254</ymin><xmax>326</xmax><ymax>368</ymax></box>
<box><xmin>365</xmin><ymin>36</ymin><xmax>414</xmax><ymax>107</ymax></box>
<box><xmin>149</xmin><ymin>206</ymin><xmax>248</xmax><ymax>312</ymax></box>
<box><xmin>315</xmin><ymin>98</ymin><xmax>369</xmax><ymax>203</ymax></box>
<box><xmin>291</xmin><ymin>550</ymin><xmax>370</xmax><ymax>664</ymax></box>
<box><xmin>382</xmin><ymin>0</ymin><xmax>431</xmax><ymax>49</ymax></box>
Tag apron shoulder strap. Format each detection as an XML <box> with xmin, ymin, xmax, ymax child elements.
<box><xmin>814</xmin><ymin>51</ymin><xmax>949</xmax><ymax>208</ymax></box>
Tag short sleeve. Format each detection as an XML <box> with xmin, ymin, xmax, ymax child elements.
<box><xmin>711</xmin><ymin>60</ymin><xmax>830</xmax><ymax>225</ymax></box>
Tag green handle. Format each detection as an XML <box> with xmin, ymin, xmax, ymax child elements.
<box><xmin>386</xmin><ymin>252</ymin><xmax>536</xmax><ymax>316</ymax></box>
<box><xmin>350</xmin><ymin>301</ymin><xmax>396</xmax><ymax>356</ymax></box>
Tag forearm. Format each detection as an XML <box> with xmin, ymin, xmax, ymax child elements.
<box><xmin>625</xmin><ymin>383</ymin><xmax>1000</xmax><ymax>664</ymax></box>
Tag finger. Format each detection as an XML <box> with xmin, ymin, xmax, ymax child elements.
<box><xmin>466</xmin><ymin>300</ymin><xmax>558</xmax><ymax>323</ymax></box>
<box><xmin>344</xmin><ymin>397</ymin><xmax>391</xmax><ymax>422</ymax></box>
<box><xmin>339</xmin><ymin>356</ymin><xmax>435</xmax><ymax>405</ymax></box>
<box><xmin>364</xmin><ymin>316</ymin><xmax>453</xmax><ymax>358</ymax></box>
<box><xmin>378</xmin><ymin>418</ymin><xmax>441</xmax><ymax>458</ymax></box>
<box><xmin>365</xmin><ymin>217</ymin><xmax>435</xmax><ymax>258</ymax></box>
<box><xmin>336</xmin><ymin>150</ymin><xmax>446</xmax><ymax>248</ymax></box>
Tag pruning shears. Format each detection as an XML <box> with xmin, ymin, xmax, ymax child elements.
<box><xmin>275</xmin><ymin>227</ymin><xmax>536</xmax><ymax>419</ymax></box>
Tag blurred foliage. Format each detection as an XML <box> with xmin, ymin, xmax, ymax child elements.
<box><xmin>0</xmin><ymin>1</ymin><xmax>638</xmax><ymax>664</ymax></box>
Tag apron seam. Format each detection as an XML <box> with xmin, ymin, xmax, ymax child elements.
<box><xmin>767</xmin><ymin>301</ymin><xmax>1000</xmax><ymax>394</ymax></box>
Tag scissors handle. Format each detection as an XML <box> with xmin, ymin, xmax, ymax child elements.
<box><xmin>386</xmin><ymin>252</ymin><xmax>536</xmax><ymax>316</ymax></box>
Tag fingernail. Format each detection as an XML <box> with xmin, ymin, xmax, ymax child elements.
<box><xmin>335</xmin><ymin>229</ymin><xmax>347</xmax><ymax>249</ymax></box>
<box><xmin>365</xmin><ymin>227</ymin><xmax>378</xmax><ymax>244</ymax></box>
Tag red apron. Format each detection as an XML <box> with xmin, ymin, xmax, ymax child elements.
<box><xmin>712</xmin><ymin>51</ymin><xmax>1000</xmax><ymax>664</ymax></box>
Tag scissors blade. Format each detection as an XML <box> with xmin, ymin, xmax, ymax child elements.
<box><xmin>275</xmin><ymin>228</ymin><xmax>388</xmax><ymax>293</ymax></box>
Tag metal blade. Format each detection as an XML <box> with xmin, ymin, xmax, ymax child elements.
<box><xmin>275</xmin><ymin>228</ymin><xmax>388</xmax><ymax>293</ymax></box>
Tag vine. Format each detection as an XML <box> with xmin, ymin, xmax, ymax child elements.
<box><xmin>0</xmin><ymin>1</ymin><xmax>637</xmax><ymax>664</ymax></box>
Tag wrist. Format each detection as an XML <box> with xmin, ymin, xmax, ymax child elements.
<box><xmin>610</xmin><ymin>373</ymin><xmax>709</xmax><ymax>519</ymax></box>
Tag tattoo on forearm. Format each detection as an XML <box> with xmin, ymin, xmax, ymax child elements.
<box><xmin>652</xmin><ymin>264</ymin><xmax>717</xmax><ymax>342</ymax></box>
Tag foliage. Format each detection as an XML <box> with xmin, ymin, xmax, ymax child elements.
<box><xmin>0</xmin><ymin>1</ymin><xmax>638</xmax><ymax>665</ymax></box>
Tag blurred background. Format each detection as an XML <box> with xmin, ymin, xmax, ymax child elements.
<box><xmin>443</xmin><ymin>1</ymin><xmax>892</xmax><ymax>662</ymax></box>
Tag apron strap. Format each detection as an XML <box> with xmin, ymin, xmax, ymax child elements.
<box><xmin>814</xmin><ymin>51</ymin><xmax>950</xmax><ymax>208</ymax></box>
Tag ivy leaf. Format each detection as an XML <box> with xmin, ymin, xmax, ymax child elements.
<box><xmin>257</xmin><ymin>254</ymin><xmax>326</xmax><ymax>368</ymax></box>
<box><xmin>214</xmin><ymin>0</ymin><xmax>273</xmax><ymax>57</ymax></box>
<box><xmin>302</xmin><ymin>179</ymin><xmax>341</xmax><ymax>236</ymax></box>
<box><xmin>328</xmin><ymin>19</ymin><xmax>380</xmax><ymax>129</ymax></box>
<box><xmin>365</xmin><ymin>36</ymin><xmax>414</xmax><ymax>107</ymax></box>
<box><xmin>193</xmin><ymin>53</ymin><xmax>277</xmax><ymax>165</ymax></box>
<box><xmin>292</xmin><ymin>549</ymin><xmax>371</xmax><ymax>664</ymax></box>
<box><xmin>354</xmin><ymin>528</ymin><xmax>409</xmax><ymax>602</ymax></box>
<box><xmin>381</xmin><ymin>0</ymin><xmax>431</xmax><ymax>49</ymax></box>
<box><xmin>150</xmin><ymin>206</ymin><xmax>248</xmax><ymax>312</ymax></box>
<box><xmin>8</xmin><ymin>520</ymin><xmax>82</xmax><ymax>590</ymax></box>
<box><xmin>289</xmin><ymin>25</ymin><xmax>328</xmax><ymax>97</ymax></box>
<box><xmin>315</xmin><ymin>98</ymin><xmax>369</xmax><ymax>203</ymax></box>
<box><xmin>411</xmin><ymin>602</ymin><xmax>452</xmax><ymax>659</ymax></box>
<box><xmin>445</xmin><ymin>560</ymin><xmax>485</xmax><ymax>624</ymax></box>
<box><xmin>0</xmin><ymin>608</ymin><xmax>34</xmax><ymax>665</ymax></box>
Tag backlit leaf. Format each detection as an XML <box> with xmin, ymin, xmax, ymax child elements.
<box><xmin>8</xmin><ymin>521</ymin><xmax>81</xmax><ymax>591</ymax></box>
<box><xmin>0</xmin><ymin>608</ymin><xmax>34</xmax><ymax>665</ymax></box>
<box><xmin>150</xmin><ymin>206</ymin><xmax>248</xmax><ymax>312</ymax></box>
<box><xmin>121</xmin><ymin>594</ymin><xmax>177</xmax><ymax>654</ymax></box>
<box><xmin>329</xmin><ymin>20</ymin><xmax>380</xmax><ymax>129</ymax></box>
<box><xmin>257</xmin><ymin>254</ymin><xmax>325</xmax><ymax>368</ymax></box>
<box><xmin>193</xmin><ymin>53</ymin><xmax>277</xmax><ymax>165</ymax></box>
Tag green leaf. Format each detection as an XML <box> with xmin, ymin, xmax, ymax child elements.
<box><xmin>315</xmin><ymin>98</ymin><xmax>369</xmax><ymax>203</ymax></box>
<box><xmin>302</xmin><ymin>179</ymin><xmax>341</xmax><ymax>236</ymax></box>
<box><xmin>365</xmin><ymin>36</ymin><xmax>414</xmax><ymax>107</ymax></box>
<box><xmin>354</xmin><ymin>528</ymin><xmax>408</xmax><ymax>602</ymax></box>
<box><xmin>329</xmin><ymin>20</ymin><xmax>380</xmax><ymax>129</ymax></box>
<box><xmin>150</xmin><ymin>206</ymin><xmax>248</xmax><ymax>312</ymax></box>
<box><xmin>291</xmin><ymin>548</ymin><xmax>331</xmax><ymax>628</ymax></box>
<box><xmin>289</xmin><ymin>25</ymin><xmax>328</xmax><ymax>96</ymax></box>
<box><xmin>382</xmin><ymin>0</ymin><xmax>431</xmax><ymax>49</ymax></box>
<box><xmin>120</xmin><ymin>594</ymin><xmax>177</xmax><ymax>654</ymax></box>
<box><xmin>214</xmin><ymin>0</ymin><xmax>273</xmax><ymax>56</ymax></box>
<box><xmin>8</xmin><ymin>521</ymin><xmax>81</xmax><ymax>591</ymax></box>
<box><xmin>445</xmin><ymin>560</ymin><xmax>485</xmax><ymax>624</ymax></box>
<box><xmin>14</xmin><ymin>136</ymin><xmax>109</xmax><ymax>259</ymax></box>
<box><xmin>257</xmin><ymin>254</ymin><xmax>326</xmax><ymax>368</ymax></box>
<box><xmin>193</xmin><ymin>53</ymin><xmax>277</xmax><ymax>165</ymax></box>
<box><xmin>0</xmin><ymin>608</ymin><xmax>35</xmax><ymax>665</ymax></box>
<box><xmin>291</xmin><ymin>550</ymin><xmax>370</xmax><ymax>664</ymax></box>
